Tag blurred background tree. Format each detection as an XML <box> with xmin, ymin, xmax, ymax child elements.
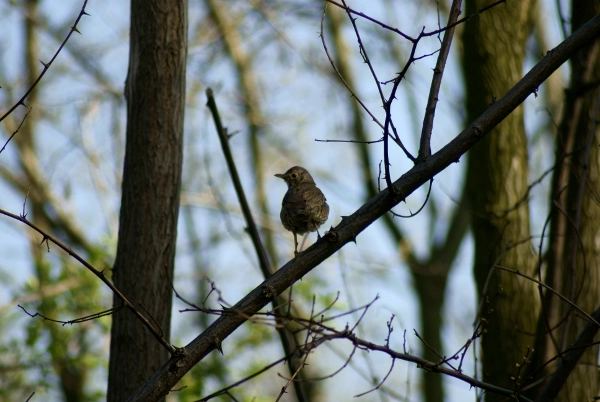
<box><xmin>0</xmin><ymin>0</ymin><xmax>598</xmax><ymax>401</ymax></box>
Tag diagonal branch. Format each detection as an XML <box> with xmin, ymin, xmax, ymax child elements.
<box><xmin>206</xmin><ymin>88</ymin><xmax>311</xmax><ymax>402</ymax></box>
<box><xmin>417</xmin><ymin>0</ymin><xmax>462</xmax><ymax>161</ymax></box>
<box><xmin>0</xmin><ymin>208</ymin><xmax>177</xmax><ymax>355</ymax></box>
<box><xmin>535</xmin><ymin>306</ymin><xmax>600</xmax><ymax>402</ymax></box>
<box><xmin>0</xmin><ymin>0</ymin><xmax>89</xmax><ymax>124</ymax></box>
<box><xmin>205</xmin><ymin>89</ymin><xmax>272</xmax><ymax>277</ymax></box>
<box><xmin>127</xmin><ymin>13</ymin><xmax>600</xmax><ymax>401</ymax></box>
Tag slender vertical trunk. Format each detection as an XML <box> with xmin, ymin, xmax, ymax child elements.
<box><xmin>107</xmin><ymin>1</ymin><xmax>187</xmax><ymax>400</ymax></box>
<box><xmin>463</xmin><ymin>1</ymin><xmax>539</xmax><ymax>399</ymax></box>
<box><xmin>531</xmin><ymin>2</ymin><xmax>600</xmax><ymax>399</ymax></box>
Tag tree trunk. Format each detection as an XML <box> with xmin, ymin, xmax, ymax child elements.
<box><xmin>107</xmin><ymin>1</ymin><xmax>187</xmax><ymax>400</ymax></box>
<box><xmin>532</xmin><ymin>1</ymin><xmax>600</xmax><ymax>399</ymax></box>
<box><xmin>462</xmin><ymin>1</ymin><xmax>539</xmax><ymax>399</ymax></box>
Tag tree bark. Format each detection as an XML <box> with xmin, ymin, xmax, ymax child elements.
<box><xmin>107</xmin><ymin>1</ymin><xmax>187</xmax><ymax>400</ymax></box>
<box><xmin>463</xmin><ymin>1</ymin><xmax>539</xmax><ymax>399</ymax></box>
<box><xmin>128</xmin><ymin>15</ymin><xmax>600</xmax><ymax>398</ymax></box>
<box><xmin>532</xmin><ymin>1</ymin><xmax>600</xmax><ymax>399</ymax></box>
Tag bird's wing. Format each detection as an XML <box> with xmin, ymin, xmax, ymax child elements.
<box><xmin>302</xmin><ymin>186</ymin><xmax>327</xmax><ymax>210</ymax></box>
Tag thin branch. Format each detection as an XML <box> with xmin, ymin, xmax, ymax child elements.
<box><xmin>326</xmin><ymin>0</ymin><xmax>506</xmax><ymax>40</ymax></box>
<box><xmin>494</xmin><ymin>265</ymin><xmax>600</xmax><ymax>327</ymax></box>
<box><xmin>0</xmin><ymin>0</ymin><xmax>89</xmax><ymax>123</ymax></box>
<box><xmin>413</xmin><ymin>329</ymin><xmax>458</xmax><ymax>371</ymax></box>
<box><xmin>18</xmin><ymin>304</ymin><xmax>124</xmax><ymax>325</ymax></box>
<box><xmin>337</xmin><ymin>0</ymin><xmax>414</xmax><ymax>187</ymax></box>
<box><xmin>325</xmin><ymin>0</ymin><xmax>415</xmax><ymax>42</ymax></box>
<box><xmin>387</xmin><ymin>178</ymin><xmax>433</xmax><ymax>218</ymax></box>
<box><xmin>319</xmin><ymin>5</ymin><xmax>384</xmax><ymax>130</ymax></box>
<box><xmin>418</xmin><ymin>0</ymin><xmax>462</xmax><ymax>161</ymax></box>
<box><xmin>554</xmin><ymin>0</ymin><xmax>570</xmax><ymax>39</ymax></box>
<box><xmin>353</xmin><ymin>358</ymin><xmax>395</xmax><ymax>398</ymax></box>
<box><xmin>423</xmin><ymin>0</ymin><xmax>506</xmax><ymax>37</ymax></box>
<box><xmin>206</xmin><ymin>88</ymin><xmax>312</xmax><ymax>402</ymax></box>
<box><xmin>0</xmin><ymin>108</ymin><xmax>31</xmax><ymax>154</ymax></box>
<box><xmin>315</xmin><ymin>137</ymin><xmax>383</xmax><ymax>144</ymax></box>
<box><xmin>275</xmin><ymin>352</ymin><xmax>309</xmax><ymax>402</ymax></box>
<box><xmin>0</xmin><ymin>208</ymin><xmax>178</xmax><ymax>355</ymax></box>
<box><xmin>197</xmin><ymin>356</ymin><xmax>289</xmax><ymax>401</ymax></box>
<box><xmin>535</xmin><ymin>306</ymin><xmax>600</xmax><ymax>402</ymax></box>
<box><xmin>339</xmin><ymin>330</ymin><xmax>533</xmax><ymax>402</ymax></box>
<box><xmin>205</xmin><ymin>88</ymin><xmax>272</xmax><ymax>277</ymax></box>
<box><xmin>339</xmin><ymin>0</ymin><xmax>385</xmax><ymax>110</ymax></box>
<box><xmin>129</xmin><ymin>15</ymin><xmax>600</xmax><ymax>400</ymax></box>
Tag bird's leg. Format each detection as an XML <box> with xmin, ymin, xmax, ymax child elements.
<box><xmin>316</xmin><ymin>229</ymin><xmax>322</xmax><ymax>239</ymax></box>
<box><xmin>299</xmin><ymin>233</ymin><xmax>309</xmax><ymax>252</ymax></box>
<box><xmin>293</xmin><ymin>232</ymin><xmax>299</xmax><ymax>257</ymax></box>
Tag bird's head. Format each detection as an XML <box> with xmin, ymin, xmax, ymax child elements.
<box><xmin>275</xmin><ymin>166</ymin><xmax>315</xmax><ymax>188</ymax></box>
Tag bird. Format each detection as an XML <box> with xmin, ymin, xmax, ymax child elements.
<box><xmin>275</xmin><ymin>166</ymin><xmax>329</xmax><ymax>257</ymax></box>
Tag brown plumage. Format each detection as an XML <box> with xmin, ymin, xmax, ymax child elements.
<box><xmin>275</xmin><ymin>166</ymin><xmax>329</xmax><ymax>256</ymax></box>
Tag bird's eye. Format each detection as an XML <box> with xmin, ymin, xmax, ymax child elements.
<box><xmin>291</xmin><ymin>173</ymin><xmax>297</xmax><ymax>178</ymax></box>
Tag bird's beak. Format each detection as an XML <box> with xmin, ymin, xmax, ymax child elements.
<box><xmin>274</xmin><ymin>173</ymin><xmax>285</xmax><ymax>179</ymax></box>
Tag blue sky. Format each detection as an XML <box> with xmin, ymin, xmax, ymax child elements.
<box><xmin>0</xmin><ymin>0</ymin><xmax>569</xmax><ymax>400</ymax></box>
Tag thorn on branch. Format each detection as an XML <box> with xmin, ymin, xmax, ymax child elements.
<box><xmin>40</xmin><ymin>235</ymin><xmax>50</xmax><ymax>252</ymax></box>
<box><xmin>214</xmin><ymin>337</ymin><xmax>224</xmax><ymax>355</ymax></box>
<box><xmin>324</xmin><ymin>227</ymin><xmax>339</xmax><ymax>242</ymax></box>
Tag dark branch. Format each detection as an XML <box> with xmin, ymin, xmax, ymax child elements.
<box><xmin>129</xmin><ymin>13</ymin><xmax>600</xmax><ymax>402</ymax></box>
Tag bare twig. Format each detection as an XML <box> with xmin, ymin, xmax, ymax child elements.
<box><xmin>319</xmin><ymin>5</ymin><xmax>384</xmax><ymax>131</ymax></box>
<box><xmin>413</xmin><ymin>329</ymin><xmax>458</xmax><ymax>371</ymax></box>
<box><xmin>327</xmin><ymin>0</ymin><xmax>506</xmax><ymax>183</ymax></box>
<box><xmin>0</xmin><ymin>108</ymin><xmax>31</xmax><ymax>154</ymax></box>
<box><xmin>198</xmin><ymin>355</ymin><xmax>289</xmax><ymax>401</ymax></box>
<box><xmin>0</xmin><ymin>208</ymin><xmax>178</xmax><ymax>355</ymax></box>
<box><xmin>315</xmin><ymin>137</ymin><xmax>383</xmax><ymax>144</ymax></box>
<box><xmin>535</xmin><ymin>306</ymin><xmax>600</xmax><ymax>402</ymax></box>
<box><xmin>291</xmin><ymin>317</ymin><xmax>534</xmax><ymax>402</ymax></box>
<box><xmin>418</xmin><ymin>0</ymin><xmax>462</xmax><ymax>161</ymax></box>
<box><xmin>206</xmin><ymin>88</ymin><xmax>313</xmax><ymax>402</ymax></box>
<box><xmin>326</xmin><ymin>0</ymin><xmax>506</xmax><ymax>40</ymax></box>
<box><xmin>339</xmin><ymin>329</ymin><xmax>533</xmax><ymax>402</ymax></box>
<box><xmin>387</xmin><ymin>178</ymin><xmax>433</xmax><ymax>218</ymax></box>
<box><xmin>494</xmin><ymin>265</ymin><xmax>600</xmax><ymax>327</ymax></box>
<box><xmin>205</xmin><ymin>88</ymin><xmax>272</xmax><ymax>277</ymax></box>
<box><xmin>275</xmin><ymin>352</ymin><xmax>310</xmax><ymax>402</ymax></box>
<box><xmin>339</xmin><ymin>0</ymin><xmax>385</xmax><ymax>110</ymax></box>
<box><xmin>129</xmin><ymin>15</ymin><xmax>600</xmax><ymax>400</ymax></box>
<box><xmin>353</xmin><ymin>358</ymin><xmax>395</xmax><ymax>397</ymax></box>
<box><xmin>18</xmin><ymin>304</ymin><xmax>124</xmax><ymax>325</ymax></box>
<box><xmin>0</xmin><ymin>0</ymin><xmax>89</xmax><ymax>123</ymax></box>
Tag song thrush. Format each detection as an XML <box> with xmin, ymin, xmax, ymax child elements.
<box><xmin>275</xmin><ymin>166</ymin><xmax>329</xmax><ymax>257</ymax></box>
